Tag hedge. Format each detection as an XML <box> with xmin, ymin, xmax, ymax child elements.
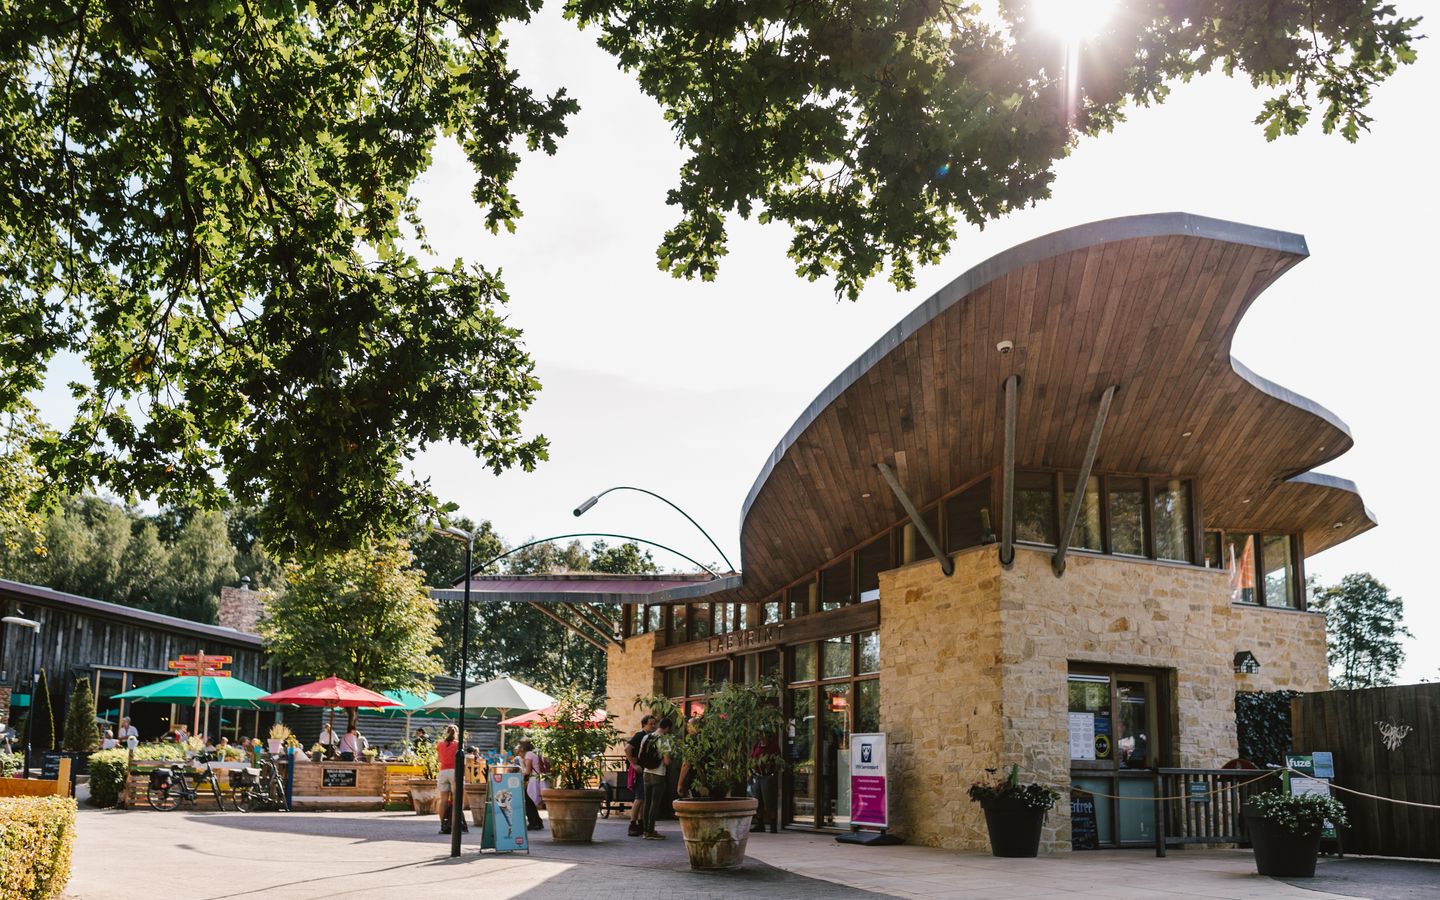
<box><xmin>86</xmin><ymin>743</ymin><xmax>186</xmax><ymax>809</ymax></box>
<box><xmin>1236</xmin><ymin>689</ymin><xmax>1300</xmax><ymax>767</ymax></box>
<box><xmin>0</xmin><ymin>797</ymin><xmax>75</xmax><ymax>899</ymax></box>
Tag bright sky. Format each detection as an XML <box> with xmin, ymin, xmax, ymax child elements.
<box><xmin>31</xmin><ymin>4</ymin><xmax>1439</xmax><ymax>681</ymax></box>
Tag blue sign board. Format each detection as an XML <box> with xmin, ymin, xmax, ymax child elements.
<box><xmin>481</xmin><ymin>768</ymin><xmax>528</xmax><ymax>853</ymax></box>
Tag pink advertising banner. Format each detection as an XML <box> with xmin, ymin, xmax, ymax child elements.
<box><xmin>849</xmin><ymin>733</ymin><xmax>888</xmax><ymax>828</ymax></box>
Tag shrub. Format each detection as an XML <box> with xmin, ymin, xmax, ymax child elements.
<box><xmin>86</xmin><ymin>743</ymin><xmax>185</xmax><ymax>808</ymax></box>
<box><xmin>968</xmin><ymin>765</ymin><xmax>1061</xmax><ymax>811</ymax></box>
<box><xmin>530</xmin><ymin>686</ymin><xmax>618</xmax><ymax>790</ymax></box>
<box><xmin>637</xmin><ymin>678</ymin><xmax>785</xmax><ymax>800</ymax></box>
<box><xmin>29</xmin><ymin>671</ymin><xmax>54</xmax><ymax>756</ymax></box>
<box><xmin>1248</xmin><ymin>791</ymin><xmax>1348</xmax><ymax>836</ymax></box>
<box><xmin>0</xmin><ymin>796</ymin><xmax>76</xmax><ymax>899</ymax></box>
<box><xmin>0</xmin><ymin>753</ymin><xmax>20</xmax><ymax>779</ymax></box>
<box><xmin>60</xmin><ymin>679</ymin><xmax>100</xmax><ymax>754</ymax></box>
<box><xmin>1236</xmin><ymin>690</ymin><xmax>1299</xmax><ymax>766</ymax></box>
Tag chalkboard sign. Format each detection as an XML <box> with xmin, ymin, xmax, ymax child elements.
<box><xmin>1070</xmin><ymin>791</ymin><xmax>1099</xmax><ymax>850</ymax></box>
<box><xmin>39</xmin><ymin>752</ymin><xmax>63</xmax><ymax>781</ymax></box>
<box><xmin>322</xmin><ymin>768</ymin><xmax>357</xmax><ymax>788</ymax></box>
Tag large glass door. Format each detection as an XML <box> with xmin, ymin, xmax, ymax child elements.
<box><xmin>1068</xmin><ymin>666</ymin><xmax>1167</xmax><ymax>847</ymax></box>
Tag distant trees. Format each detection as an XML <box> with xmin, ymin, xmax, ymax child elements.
<box><xmin>1311</xmin><ymin>573</ymin><xmax>1412</xmax><ymax>689</ymax></box>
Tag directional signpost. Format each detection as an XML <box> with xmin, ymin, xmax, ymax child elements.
<box><xmin>166</xmin><ymin>653</ymin><xmax>234</xmax><ymax>735</ymax></box>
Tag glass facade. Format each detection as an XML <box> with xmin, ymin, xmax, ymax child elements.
<box><xmin>1013</xmin><ymin>471</ymin><xmax>1057</xmax><ymax>544</ymax></box>
<box><xmin>1064</xmin><ymin>474</ymin><xmax>1104</xmax><ymax>552</ymax></box>
<box><xmin>1069</xmin><ymin>666</ymin><xmax>1165</xmax><ymax>847</ymax></box>
<box><xmin>1151</xmin><ymin>479</ymin><xmax>1194</xmax><ymax>563</ymax></box>
<box><xmin>1108</xmin><ymin>476</ymin><xmax>1146</xmax><ymax>556</ymax></box>
<box><xmin>1215</xmin><ymin>530</ymin><xmax>1303</xmax><ymax>609</ymax></box>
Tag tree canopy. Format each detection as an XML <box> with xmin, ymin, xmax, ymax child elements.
<box><xmin>0</xmin><ymin>1</ymin><xmax>1419</xmax><ymax>554</ymax></box>
<box><xmin>1311</xmin><ymin>572</ymin><xmax>1412</xmax><ymax>689</ymax></box>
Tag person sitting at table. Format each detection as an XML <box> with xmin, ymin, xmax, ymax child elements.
<box><xmin>338</xmin><ymin>726</ymin><xmax>366</xmax><ymax>761</ymax></box>
<box><xmin>318</xmin><ymin>722</ymin><xmax>338</xmax><ymax>759</ymax></box>
<box><xmin>100</xmin><ymin>728</ymin><xmax>118</xmax><ymax>750</ymax></box>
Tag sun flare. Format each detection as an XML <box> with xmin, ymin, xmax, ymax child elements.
<box><xmin>1029</xmin><ymin>0</ymin><xmax>1118</xmax><ymax>40</ymax></box>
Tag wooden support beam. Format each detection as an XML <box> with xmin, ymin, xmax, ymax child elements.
<box><xmin>562</xmin><ymin>602</ymin><xmax>620</xmax><ymax>648</ymax></box>
<box><xmin>527</xmin><ymin>602</ymin><xmax>609</xmax><ymax>652</ymax></box>
<box><xmin>877</xmin><ymin>461</ymin><xmax>953</xmax><ymax>577</ymax></box>
<box><xmin>1054</xmin><ymin>384</ymin><xmax>1118</xmax><ymax>577</ymax></box>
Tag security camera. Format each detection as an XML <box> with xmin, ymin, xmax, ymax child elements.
<box><xmin>996</xmin><ymin>340</ymin><xmax>1014</xmax><ymax>355</ymax></box>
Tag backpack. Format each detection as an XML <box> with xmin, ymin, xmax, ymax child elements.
<box><xmin>637</xmin><ymin>733</ymin><xmax>662</xmax><ymax>770</ymax></box>
<box><xmin>537</xmin><ymin>753</ymin><xmax>550</xmax><ymax>775</ymax></box>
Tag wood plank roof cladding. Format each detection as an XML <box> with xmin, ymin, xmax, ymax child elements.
<box><xmin>737</xmin><ymin>212</ymin><xmax>1376</xmax><ymax>602</ymax></box>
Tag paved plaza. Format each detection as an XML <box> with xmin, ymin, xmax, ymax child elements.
<box><xmin>63</xmin><ymin>806</ymin><xmax>1439</xmax><ymax>899</ymax></box>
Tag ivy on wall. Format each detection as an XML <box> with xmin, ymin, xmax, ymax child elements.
<box><xmin>1236</xmin><ymin>690</ymin><xmax>1300</xmax><ymax>766</ymax></box>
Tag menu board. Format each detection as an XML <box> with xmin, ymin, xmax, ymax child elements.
<box><xmin>322</xmin><ymin>768</ymin><xmax>357</xmax><ymax>788</ymax></box>
<box><xmin>1070</xmin><ymin>791</ymin><xmax>1099</xmax><ymax>850</ymax></box>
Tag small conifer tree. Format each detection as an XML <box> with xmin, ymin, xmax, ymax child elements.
<box><xmin>62</xmin><ymin>677</ymin><xmax>101</xmax><ymax>753</ymax></box>
<box><xmin>30</xmin><ymin>668</ymin><xmax>55</xmax><ymax>753</ymax></box>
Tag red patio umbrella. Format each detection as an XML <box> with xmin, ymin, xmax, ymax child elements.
<box><xmin>260</xmin><ymin>677</ymin><xmax>399</xmax><ymax>733</ymax></box>
<box><xmin>497</xmin><ymin>704</ymin><xmax>608</xmax><ymax>729</ymax></box>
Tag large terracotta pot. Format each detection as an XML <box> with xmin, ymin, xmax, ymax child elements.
<box><xmin>1244</xmin><ymin>806</ymin><xmax>1324</xmax><ymax>877</ymax></box>
<box><xmin>673</xmin><ymin>797</ymin><xmax>758</xmax><ymax>870</ymax></box>
<box><xmin>541</xmin><ymin>788</ymin><xmax>605</xmax><ymax>842</ymax></box>
<box><xmin>408</xmin><ymin>778</ymin><xmax>438</xmax><ymax>815</ymax></box>
<box><xmin>467</xmin><ymin>782</ymin><xmax>488</xmax><ymax>827</ymax></box>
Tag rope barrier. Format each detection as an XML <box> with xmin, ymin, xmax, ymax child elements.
<box><xmin>1282</xmin><ymin>768</ymin><xmax>1440</xmax><ymax>810</ymax></box>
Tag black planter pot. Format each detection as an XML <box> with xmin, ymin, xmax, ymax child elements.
<box><xmin>978</xmin><ymin>797</ymin><xmax>1047</xmax><ymax>858</ymax></box>
<box><xmin>1244</xmin><ymin>807</ymin><xmax>1323</xmax><ymax>877</ymax></box>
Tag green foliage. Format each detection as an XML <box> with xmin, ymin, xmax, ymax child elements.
<box><xmin>968</xmin><ymin>764</ymin><xmax>1061</xmax><ymax>811</ymax></box>
<box><xmin>1236</xmin><ymin>690</ymin><xmax>1300</xmax><ymax>767</ymax></box>
<box><xmin>85</xmin><ymin>743</ymin><xmax>186</xmax><ymax>809</ymax></box>
<box><xmin>570</xmin><ymin>0</ymin><xmax>1420</xmax><ymax>298</ymax></box>
<box><xmin>588</xmin><ymin>540</ymin><xmax>658</xmax><ymax>575</ymax></box>
<box><xmin>1311</xmin><ymin>573</ymin><xmax>1412</xmax><ymax>689</ymax></box>
<box><xmin>638</xmin><ymin>679</ymin><xmax>784</xmax><ymax>800</ymax></box>
<box><xmin>413</xmin><ymin>739</ymin><xmax>440</xmax><ymax>780</ymax></box>
<box><xmin>59</xmin><ymin>680</ymin><xmax>99</xmax><ymax>755</ymax></box>
<box><xmin>0</xmin><ymin>752</ymin><xmax>19</xmax><ymax>778</ymax></box>
<box><xmin>0</xmin><ymin>406</ymin><xmax>50</xmax><ymax>558</ymax></box>
<box><xmin>1248</xmin><ymin>791</ymin><xmax>1349</xmax><ymax>836</ymax></box>
<box><xmin>259</xmin><ymin>541</ymin><xmax>441</xmax><ymax>728</ymax></box>
<box><xmin>529</xmin><ymin>686</ymin><xmax>619</xmax><ymax>791</ymax></box>
<box><xmin>29</xmin><ymin>670</ymin><xmax>54</xmax><ymax>756</ymax></box>
<box><xmin>0</xmin><ymin>797</ymin><xmax>76</xmax><ymax>899</ymax></box>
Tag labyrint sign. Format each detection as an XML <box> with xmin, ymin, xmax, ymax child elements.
<box><xmin>849</xmin><ymin>732</ymin><xmax>888</xmax><ymax>829</ymax></box>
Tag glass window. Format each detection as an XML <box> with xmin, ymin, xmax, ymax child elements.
<box><xmin>1151</xmin><ymin>479</ymin><xmax>1194</xmax><ymax>563</ymax></box>
<box><xmin>821</xmin><ymin>635</ymin><xmax>853</xmax><ymax>680</ymax></box>
<box><xmin>901</xmin><ymin>506</ymin><xmax>941</xmax><ymax>563</ymax></box>
<box><xmin>1263</xmin><ymin>534</ymin><xmax>1297</xmax><ymax>608</ymax></box>
<box><xmin>710</xmin><ymin>660</ymin><xmax>732</xmax><ymax>687</ymax></box>
<box><xmin>857</xmin><ymin>631</ymin><xmax>880</xmax><ymax>674</ymax></box>
<box><xmin>1013</xmin><ymin>472</ymin><xmax>1057</xmax><ymax>545</ymax></box>
<box><xmin>1108</xmin><ymin>476</ymin><xmax>1145</xmax><ymax>556</ymax></box>
<box><xmin>664</xmin><ymin>667</ymin><xmax>685</xmax><ymax>698</ymax></box>
<box><xmin>1067</xmin><ymin>673</ymin><xmax>1112</xmax><ymax>762</ymax></box>
<box><xmin>687</xmin><ymin>664</ymin><xmax>708</xmax><ymax>695</ymax></box>
<box><xmin>759</xmin><ymin>649</ymin><xmax>780</xmax><ymax>682</ymax></box>
<box><xmin>1063</xmin><ymin>474</ymin><xmax>1104</xmax><ymax>552</ymax></box>
<box><xmin>787</xmin><ymin>686</ymin><xmax>816</xmax><ymax>824</ymax></box>
<box><xmin>856</xmin><ymin>535</ymin><xmax>890</xmax><ymax>602</ymax></box>
<box><xmin>671</xmin><ymin>603</ymin><xmax>688</xmax><ymax>642</ymax></box>
<box><xmin>689</xmin><ymin>603</ymin><xmax>711</xmax><ymax>640</ymax></box>
<box><xmin>820</xmin><ymin>559</ymin><xmax>853</xmax><ymax>611</ymax></box>
<box><xmin>944</xmin><ymin>478</ymin><xmax>993</xmax><ymax>553</ymax></box>
<box><xmin>743</xmin><ymin>650</ymin><xmax>782</xmax><ymax>685</ymax></box>
<box><xmin>789</xmin><ymin>643</ymin><xmax>817</xmax><ymax>683</ymax></box>
<box><xmin>713</xmin><ymin>603</ymin><xmax>730</xmax><ymax>635</ymax></box>
<box><xmin>1117</xmin><ymin>678</ymin><xmax>1156</xmax><ymax>770</ymax></box>
<box><xmin>1226</xmin><ymin>533</ymin><xmax>1257</xmax><ymax>604</ymax></box>
<box><xmin>855</xmin><ymin>679</ymin><xmax>880</xmax><ymax>734</ymax></box>
<box><xmin>735</xmin><ymin>603</ymin><xmax>749</xmax><ymax>631</ymax></box>
<box><xmin>762</xmin><ymin>599</ymin><xmax>781</xmax><ymax>624</ymax></box>
<box><xmin>1202</xmin><ymin>532</ymin><xmax>1224</xmax><ymax>570</ymax></box>
<box><xmin>787</xmin><ymin>581</ymin><xmax>814</xmax><ymax>619</ymax></box>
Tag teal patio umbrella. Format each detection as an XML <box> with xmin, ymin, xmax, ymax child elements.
<box><xmin>357</xmin><ymin>690</ymin><xmax>453</xmax><ymax>741</ymax></box>
<box><xmin>114</xmin><ymin>675</ymin><xmax>273</xmax><ymax>739</ymax></box>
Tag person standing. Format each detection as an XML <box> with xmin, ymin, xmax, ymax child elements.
<box><xmin>639</xmin><ymin>717</ymin><xmax>674</xmax><ymax>840</ymax></box>
<box><xmin>625</xmin><ymin>715</ymin><xmax>656</xmax><ymax>836</ymax></box>
<box><xmin>518</xmin><ymin>739</ymin><xmax>544</xmax><ymax>831</ymax></box>
<box><xmin>338</xmin><ymin>726</ymin><xmax>365</xmax><ymax>761</ymax></box>
<box><xmin>318</xmin><ymin>723</ymin><xmax>337</xmax><ymax>758</ymax></box>
<box><xmin>434</xmin><ymin>725</ymin><xmax>467</xmax><ymax>834</ymax></box>
<box><xmin>119</xmin><ymin>717</ymin><xmax>139</xmax><ymax>745</ymax></box>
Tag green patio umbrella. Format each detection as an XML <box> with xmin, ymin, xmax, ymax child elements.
<box><xmin>113</xmin><ymin>675</ymin><xmax>273</xmax><ymax>740</ymax></box>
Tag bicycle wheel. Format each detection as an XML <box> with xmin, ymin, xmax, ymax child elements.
<box><xmin>148</xmin><ymin>785</ymin><xmax>180</xmax><ymax>811</ymax></box>
<box><xmin>231</xmin><ymin>788</ymin><xmax>251</xmax><ymax>813</ymax></box>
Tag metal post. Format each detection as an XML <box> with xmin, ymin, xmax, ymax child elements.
<box><xmin>452</xmin><ymin>535</ymin><xmax>471</xmax><ymax>858</ymax></box>
<box><xmin>876</xmin><ymin>462</ymin><xmax>952</xmax><ymax>576</ymax></box>
<box><xmin>1053</xmin><ymin>384</ymin><xmax>1117</xmax><ymax>577</ymax></box>
<box><xmin>1000</xmin><ymin>374</ymin><xmax>1019</xmax><ymax>568</ymax></box>
<box><xmin>23</xmin><ymin>624</ymin><xmax>39</xmax><ymax>779</ymax></box>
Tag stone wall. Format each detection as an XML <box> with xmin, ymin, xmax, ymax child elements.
<box><xmin>876</xmin><ymin>548</ymin><xmax>1003</xmax><ymax>850</ymax></box>
<box><xmin>218</xmin><ymin>585</ymin><xmax>263</xmax><ymax>634</ymax></box>
<box><xmin>606</xmin><ymin>630</ymin><xmax>659</xmax><ymax>742</ymax></box>
<box><xmin>1228</xmin><ymin>605</ymin><xmax>1329</xmax><ymax>693</ymax></box>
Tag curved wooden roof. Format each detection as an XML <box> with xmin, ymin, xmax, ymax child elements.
<box><xmin>737</xmin><ymin>213</ymin><xmax>1375</xmax><ymax>601</ymax></box>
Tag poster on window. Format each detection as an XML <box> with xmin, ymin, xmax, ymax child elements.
<box><xmin>482</xmin><ymin>768</ymin><xmax>528</xmax><ymax>852</ymax></box>
<box><xmin>1068</xmin><ymin>713</ymin><xmax>1096</xmax><ymax>760</ymax></box>
<box><xmin>849</xmin><ymin>733</ymin><xmax>888</xmax><ymax>828</ymax></box>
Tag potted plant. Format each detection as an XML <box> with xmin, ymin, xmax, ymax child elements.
<box><xmin>407</xmin><ymin>740</ymin><xmax>439</xmax><ymax>814</ymax></box>
<box><xmin>968</xmin><ymin>765</ymin><xmax>1060</xmax><ymax>857</ymax></box>
<box><xmin>532</xmin><ymin>686</ymin><xmax>618</xmax><ymax>842</ymax></box>
<box><xmin>639</xmin><ymin>678</ymin><xmax>784</xmax><ymax>870</ymax></box>
<box><xmin>308</xmin><ymin>743</ymin><xmax>326</xmax><ymax>763</ymax></box>
<box><xmin>1243</xmin><ymin>791</ymin><xmax>1348</xmax><ymax>877</ymax></box>
<box><xmin>268</xmin><ymin>724</ymin><xmax>292</xmax><ymax>756</ymax></box>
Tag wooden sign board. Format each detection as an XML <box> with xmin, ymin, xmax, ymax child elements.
<box><xmin>322</xmin><ymin>768</ymin><xmax>358</xmax><ymax>788</ymax></box>
<box><xmin>1070</xmin><ymin>791</ymin><xmax>1099</xmax><ymax>850</ymax></box>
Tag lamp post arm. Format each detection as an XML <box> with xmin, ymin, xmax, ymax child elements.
<box><xmin>584</xmin><ymin>486</ymin><xmax>737</xmax><ymax>574</ymax></box>
<box><xmin>463</xmin><ymin>532</ymin><xmax>719</xmax><ymax>581</ymax></box>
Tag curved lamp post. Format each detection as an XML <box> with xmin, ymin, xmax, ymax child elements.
<box><xmin>2</xmin><ymin>615</ymin><xmax>41</xmax><ymax>779</ymax></box>
<box><xmin>572</xmin><ymin>486</ymin><xmax>736</xmax><ymax>574</ymax></box>
<box><xmin>430</xmin><ymin>525</ymin><xmax>473</xmax><ymax>858</ymax></box>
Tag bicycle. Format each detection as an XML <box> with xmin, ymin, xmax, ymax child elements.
<box><xmin>231</xmin><ymin>756</ymin><xmax>288</xmax><ymax>812</ymax></box>
<box><xmin>146</xmin><ymin>754</ymin><xmax>227</xmax><ymax>812</ymax></box>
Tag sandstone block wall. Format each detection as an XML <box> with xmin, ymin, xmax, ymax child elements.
<box><xmin>1227</xmin><ymin>605</ymin><xmax>1329</xmax><ymax>693</ymax></box>
<box><xmin>606</xmin><ymin>631</ymin><xmax>659</xmax><ymax>744</ymax></box>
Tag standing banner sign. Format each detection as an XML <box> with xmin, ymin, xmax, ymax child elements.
<box><xmin>849</xmin><ymin>733</ymin><xmax>888</xmax><ymax>828</ymax></box>
<box><xmin>1284</xmin><ymin>753</ymin><xmax>1338</xmax><ymax>841</ymax></box>
<box><xmin>482</xmin><ymin>768</ymin><xmax>529</xmax><ymax>852</ymax></box>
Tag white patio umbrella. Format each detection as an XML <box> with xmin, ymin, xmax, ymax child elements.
<box><xmin>423</xmin><ymin>676</ymin><xmax>554</xmax><ymax>752</ymax></box>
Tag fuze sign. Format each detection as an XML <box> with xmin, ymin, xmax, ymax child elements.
<box><xmin>705</xmin><ymin>622</ymin><xmax>782</xmax><ymax>654</ymax></box>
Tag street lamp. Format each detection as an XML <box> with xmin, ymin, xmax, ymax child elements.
<box><xmin>431</xmin><ymin>525</ymin><xmax>473</xmax><ymax>859</ymax></box>
<box><xmin>3</xmin><ymin>616</ymin><xmax>41</xmax><ymax>779</ymax></box>
<box><xmin>573</xmin><ymin>485</ymin><xmax>736</xmax><ymax>573</ymax></box>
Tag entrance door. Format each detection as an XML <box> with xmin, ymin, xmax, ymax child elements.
<box><xmin>1068</xmin><ymin>667</ymin><xmax>1166</xmax><ymax>846</ymax></box>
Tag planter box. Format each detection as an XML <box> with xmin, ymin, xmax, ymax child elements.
<box><xmin>1244</xmin><ymin>807</ymin><xmax>1324</xmax><ymax>877</ymax></box>
<box><xmin>542</xmin><ymin>788</ymin><xmax>604</xmax><ymax>842</ymax></box>
<box><xmin>673</xmin><ymin>797</ymin><xmax>758</xmax><ymax>870</ymax></box>
<box><xmin>978</xmin><ymin>797</ymin><xmax>1047</xmax><ymax>858</ymax></box>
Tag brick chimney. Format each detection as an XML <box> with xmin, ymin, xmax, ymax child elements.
<box><xmin>218</xmin><ymin>577</ymin><xmax>263</xmax><ymax>634</ymax></box>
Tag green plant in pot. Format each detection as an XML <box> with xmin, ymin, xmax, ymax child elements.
<box><xmin>407</xmin><ymin>739</ymin><xmax>440</xmax><ymax>815</ymax></box>
<box><xmin>968</xmin><ymin>765</ymin><xmax>1060</xmax><ymax>857</ymax></box>
<box><xmin>1244</xmin><ymin>791</ymin><xmax>1348</xmax><ymax>877</ymax></box>
<box><xmin>637</xmin><ymin>678</ymin><xmax>784</xmax><ymax>870</ymax></box>
<box><xmin>531</xmin><ymin>685</ymin><xmax>618</xmax><ymax>842</ymax></box>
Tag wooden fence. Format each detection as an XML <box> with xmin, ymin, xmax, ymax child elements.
<box><xmin>1291</xmin><ymin>684</ymin><xmax>1439</xmax><ymax>859</ymax></box>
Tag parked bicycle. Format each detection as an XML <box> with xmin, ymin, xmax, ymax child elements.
<box><xmin>230</xmin><ymin>756</ymin><xmax>288</xmax><ymax>812</ymax></box>
<box><xmin>146</xmin><ymin>753</ymin><xmax>226</xmax><ymax>812</ymax></box>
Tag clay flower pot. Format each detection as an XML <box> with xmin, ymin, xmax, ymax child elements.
<box><xmin>672</xmin><ymin>797</ymin><xmax>759</xmax><ymax>870</ymax></box>
<box><xmin>407</xmin><ymin>778</ymin><xmax>438</xmax><ymax>815</ymax></box>
<box><xmin>541</xmin><ymin>788</ymin><xmax>605</xmax><ymax>842</ymax></box>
